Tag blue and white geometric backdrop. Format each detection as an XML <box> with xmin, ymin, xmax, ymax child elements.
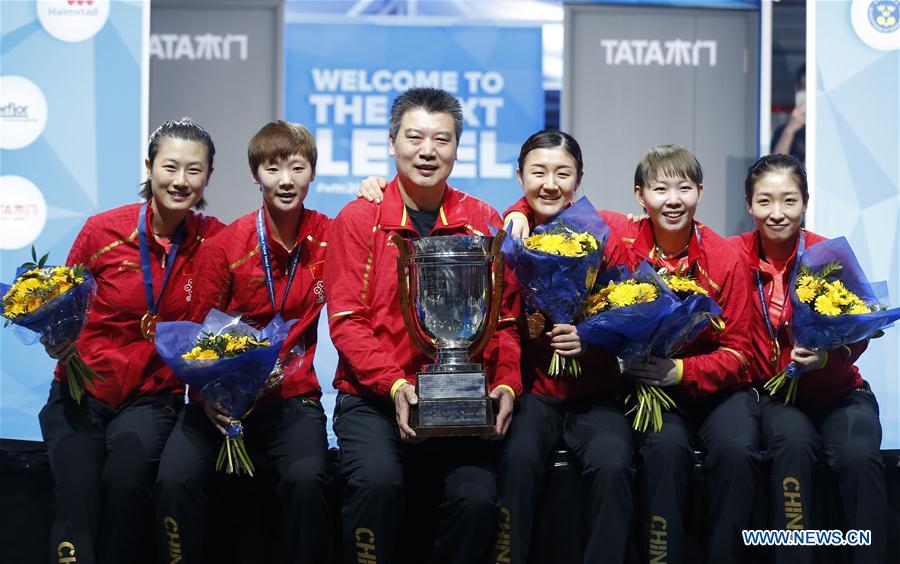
<box><xmin>1</xmin><ymin>0</ymin><xmax>146</xmax><ymax>439</ymax></box>
<box><xmin>811</xmin><ymin>0</ymin><xmax>900</xmax><ymax>448</ymax></box>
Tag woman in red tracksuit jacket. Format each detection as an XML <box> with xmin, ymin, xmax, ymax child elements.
<box><xmin>38</xmin><ymin>119</ymin><xmax>224</xmax><ymax>564</ymax></box>
<box><xmin>505</xmin><ymin>144</ymin><xmax>758</xmax><ymax>564</ymax></box>
<box><xmin>731</xmin><ymin>153</ymin><xmax>885</xmax><ymax>563</ymax></box>
<box><xmin>154</xmin><ymin>121</ymin><xmax>334</xmax><ymax>564</ymax></box>
<box><xmin>494</xmin><ymin>130</ymin><xmax>635</xmax><ymax>564</ymax></box>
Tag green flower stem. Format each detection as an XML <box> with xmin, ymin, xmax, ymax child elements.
<box><xmin>63</xmin><ymin>354</ymin><xmax>104</xmax><ymax>404</ymax></box>
<box><xmin>630</xmin><ymin>381</ymin><xmax>676</xmax><ymax>433</ymax></box>
<box><xmin>215</xmin><ymin>436</ymin><xmax>255</xmax><ymax>477</ymax></box>
<box><xmin>547</xmin><ymin>352</ymin><xmax>581</xmax><ymax>379</ymax></box>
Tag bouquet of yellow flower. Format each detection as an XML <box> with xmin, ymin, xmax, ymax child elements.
<box><xmin>0</xmin><ymin>248</ymin><xmax>101</xmax><ymax>403</ymax></box>
<box><xmin>155</xmin><ymin>310</ymin><xmax>295</xmax><ymax>476</ymax></box>
<box><xmin>502</xmin><ymin>198</ymin><xmax>609</xmax><ymax>379</ymax></box>
<box><xmin>577</xmin><ymin>262</ymin><xmax>724</xmax><ymax>431</ymax></box>
<box><xmin>764</xmin><ymin>237</ymin><xmax>900</xmax><ymax>404</ymax></box>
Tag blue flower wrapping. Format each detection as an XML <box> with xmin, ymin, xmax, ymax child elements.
<box><xmin>501</xmin><ymin>197</ymin><xmax>609</xmax><ymax>325</ymax></box>
<box><xmin>576</xmin><ymin>262</ymin><xmax>681</xmax><ymax>360</ymax></box>
<box><xmin>154</xmin><ymin>309</ymin><xmax>296</xmax><ymax>419</ymax></box>
<box><xmin>649</xmin><ymin>292</ymin><xmax>723</xmax><ymax>358</ymax></box>
<box><xmin>790</xmin><ymin>237</ymin><xmax>900</xmax><ymax>350</ymax></box>
<box><xmin>0</xmin><ymin>267</ymin><xmax>97</xmax><ymax>347</ymax></box>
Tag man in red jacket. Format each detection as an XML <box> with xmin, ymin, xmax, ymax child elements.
<box><xmin>325</xmin><ymin>87</ymin><xmax>521</xmax><ymax>563</ymax></box>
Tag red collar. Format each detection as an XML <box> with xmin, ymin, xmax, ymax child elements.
<box><xmin>144</xmin><ymin>203</ymin><xmax>199</xmax><ymax>254</ymax></box>
<box><xmin>261</xmin><ymin>204</ymin><xmax>310</xmax><ymax>259</ymax></box>
<box><xmin>747</xmin><ymin>229</ymin><xmax>803</xmax><ymax>273</ymax></box>
<box><xmin>378</xmin><ymin>177</ymin><xmax>469</xmax><ymax>235</ymax></box>
<box><xmin>632</xmin><ymin>218</ymin><xmax>704</xmax><ymax>271</ymax></box>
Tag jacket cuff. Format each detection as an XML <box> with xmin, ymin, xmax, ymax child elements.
<box><xmin>390</xmin><ymin>378</ymin><xmax>409</xmax><ymax>401</ymax></box>
<box><xmin>674</xmin><ymin>358</ymin><xmax>684</xmax><ymax>385</ymax></box>
<box><xmin>492</xmin><ymin>384</ymin><xmax>516</xmax><ymax>401</ymax></box>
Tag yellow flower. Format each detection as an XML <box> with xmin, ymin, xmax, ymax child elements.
<box><xmin>583</xmin><ymin>290</ymin><xmax>610</xmax><ymax>316</ymax></box>
<box><xmin>524</xmin><ymin>231</ymin><xmax>599</xmax><ymax>258</ymax></box>
<box><xmin>663</xmin><ymin>275</ymin><xmax>708</xmax><ymax>295</ymax></box>
<box><xmin>847</xmin><ymin>302</ymin><xmax>871</xmax><ymax>315</ymax></box>
<box><xmin>813</xmin><ymin>294</ymin><xmax>842</xmax><ymax>316</ymax></box>
<box><xmin>584</xmin><ymin>280</ymin><xmax>658</xmax><ymax>315</ymax></box>
<box><xmin>225</xmin><ymin>334</ymin><xmax>253</xmax><ymax>353</ymax></box>
<box><xmin>795</xmin><ymin>275</ymin><xmax>819</xmax><ymax>304</ymax></box>
<box><xmin>182</xmin><ymin>347</ymin><xmax>220</xmax><ymax>360</ymax></box>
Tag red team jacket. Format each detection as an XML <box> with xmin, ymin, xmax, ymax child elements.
<box><xmin>601</xmin><ymin>212</ymin><xmax>755</xmax><ymax>398</ymax></box>
<box><xmin>503</xmin><ymin>198</ymin><xmax>630</xmax><ymax>399</ymax></box>
<box><xmin>190</xmin><ymin>207</ymin><xmax>331</xmax><ymax>400</ymax></box>
<box><xmin>730</xmin><ymin>229</ymin><xmax>865</xmax><ymax>407</ymax></box>
<box><xmin>326</xmin><ymin>178</ymin><xmax>523</xmax><ymax>401</ymax></box>
<box><xmin>56</xmin><ymin>203</ymin><xmax>225</xmax><ymax>408</ymax></box>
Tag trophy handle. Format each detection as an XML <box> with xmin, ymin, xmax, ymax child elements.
<box><xmin>470</xmin><ymin>230</ymin><xmax>506</xmax><ymax>358</ymax></box>
<box><xmin>392</xmin><ymin>234</ymin><xmax>437</xmax><ymax>359</ymax></box>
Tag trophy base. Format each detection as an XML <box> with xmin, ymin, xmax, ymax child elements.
<box><xmin>410</xmin><ymin>371</ymin><xmax>496</xmax><ymax>437</ymax></box>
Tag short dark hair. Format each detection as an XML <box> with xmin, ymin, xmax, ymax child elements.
<box><xmin>389</xmin><ymin>87</ymin><xmax>463</xmax><ymax>143</ymax></box>
<box><xmin>248</xmin><ymin>121</ymin><xmax>317</xmax><ymax>176</ymax></box>
<box><xmin>139</xmin><ymin>118</ymin><xmax>215</xmax><ymax>209</ymax></box>
<box><xmin>517</xmin><ymin>130</ymin><xmax>584</xmax><ymax>178</ymax></box>
<box><xmin>745</xmin><ymin>153</ymin><xmax>809</xmax><ymax>203</ymax></box>
<box><xmin>634</xmin><ymin>144</ymin><xmax>703</xmax><ymax>189</ymax></box>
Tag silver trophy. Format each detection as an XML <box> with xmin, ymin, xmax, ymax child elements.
<box><xmin>392</xmin><ymin>233</ymin><xmax>506</xmax><ymax>437</ymax></box>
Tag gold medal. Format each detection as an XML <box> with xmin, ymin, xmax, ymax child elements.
<box><xmin>141</xmin><ymin>312</ymin><xmax>158</xmax><ymax>342</ymax></box>
<box><xmin>526</xmin><ymin>311</ymin><xmax>545</xmax><ymax>340</ymax></box>
<box><xmin>770</xmin><ymin>339</ymin><xmax>781</xmax><ymax>365</ymax></box>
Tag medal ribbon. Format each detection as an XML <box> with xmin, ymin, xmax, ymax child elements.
<box><xmin>755</xmin><ymin>230</ymin><xmax>806</xmax><ymax>364</ymax></box>
<box><xmin>138</xmin><ymin>202</ymin><xmax>185</xmax><ymax>320</ymax></box>
<box><xmin>256</xmin><ymin>207</ymin><xmax>303</xmax><ymax>314</ymax></box>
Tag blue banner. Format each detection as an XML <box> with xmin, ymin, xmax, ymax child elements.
<box><xmin>1</xmin><ymin>0</ymin><xmax>146</xmax><ymax>439</ymax></box>
<box><xmin>285</xmin><ymin>21</ymin><xmax>542</xmax><ymax>445</ymax></box>
<box><xmin>284</xmin><ymin>22</ymin><xmax>544</xmax><ymax>218</ymax></box>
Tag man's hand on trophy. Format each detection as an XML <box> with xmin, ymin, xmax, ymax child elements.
<box><xmin>503</xmin><ymin>213</ymin><xmax>531</xmax><ymax>239</ymax></box>
<box><xmin>547</xmin><ymin>324</ymin><xmax>584</xmax><ymax>357</ymax></box>
<box><xmin>393</xmin><ymin>382</ymin><xmax>419</xmax><ymax>440</ymax></box>
<box><xmin>356</xmin><ymin>176</ymin><xmax>389</xmax><ymax>203</ymax></box>
<box><xmin>491</xmin><ymin>387</ymin><xmax>515</xmax><ymax>437</ymax></box>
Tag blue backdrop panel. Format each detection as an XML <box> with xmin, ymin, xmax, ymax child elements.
<box><xmin>1</xmin><ymin>1</ymin><xmax>145</xmax><ymax>439</ymax></box>
<box><xmin>284</xmin><ymin>21</ymin><xmax>543</xmax><ymax>444</ymax></box>
<box><xmin>813</xmin><ymin>1</ymin><xmax>900</xmax><ymax>448</ymax></box>
<box><xmin>284</xmin><ymin>22</ymin><xmax>544</xmax><ymax>218</ymax></box>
